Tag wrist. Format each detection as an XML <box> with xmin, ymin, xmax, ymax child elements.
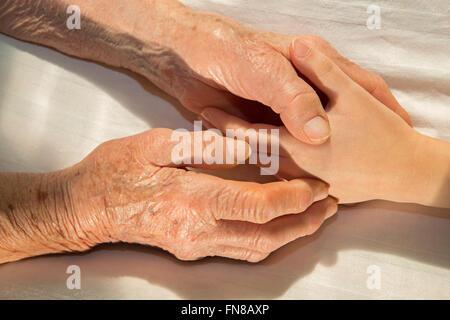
<box><xmin>0</xmin><ymin>171</ymin><xmax>103</xmax><ymax>263</ymax></box>
<box><xmin>384</xmin><ymin>131</ymin><xmax>450</xmax><ymax>207</ymax></box>
<box><xmin>408</xmin><ymin>133</ymin><xmax>450</xmax><ymax>207</ymax></box>
<box><xmin>76</xmin><ymin>0</ymin><xmax>201</xmax><ymax>98</ymax></box>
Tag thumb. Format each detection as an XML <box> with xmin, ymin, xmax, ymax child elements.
<box><xmin>251</xmin><ymin>55</ymin><xmax>331</xmax><ymax>144</ymax></box>
<box><xmin>131</xmin><ymin>127</ymin><xmax>251</xmax><ymax>170</ymax></box>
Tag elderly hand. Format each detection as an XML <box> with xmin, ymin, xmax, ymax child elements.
<box><xmin>1</xmin><ymin>0</ymin><xmax>410</xmax><ymax>142</ymax></box>
<box><xmin>0</xmin><ymin>128</ymin><xmax>337</xmax><ymax>264</ymax></box>
<box><xmin>131</xmin><ymin>7</ymin><xmax>412</xmax><ymax>144</ymax></box>
<box><xmin>152</xmin><ymin>7</ymin><xmax>412</xmax><ymax>136</ymax></box>
<box><xmin>199</xmin><ymin>40</ymin><xmax>450</xmax><ymax>207</ymax></box>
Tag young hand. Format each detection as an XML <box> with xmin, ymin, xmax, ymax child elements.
<box><xmin>200</xmin><ymin>40</ymin><xmax>450</xmax><ymax>207</ymax></box>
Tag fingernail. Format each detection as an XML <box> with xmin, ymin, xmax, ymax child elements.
<box><xmin>293</xmin><ymin>39</ymin><xmax>311</xmax><ymax>59</ymax></box>
<box><xmin>304</xmin><ymin>116</ymin><xmax>331</xmax><ymax>142</ymax></box>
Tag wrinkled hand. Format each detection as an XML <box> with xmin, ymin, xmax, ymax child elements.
<box><xmin>68</xmin><ymin>128</ymin><xmax>337</xmax><ymax>262</ymax></box>
<box><xmin>199</xmin><ymin>40</ymin><xmax>419</xmax><ymax>204</ymax></box>
<box><xmin>169</xmin><ymin>13</ymin><xmax>411</xmax><ymax>144</ymax></box>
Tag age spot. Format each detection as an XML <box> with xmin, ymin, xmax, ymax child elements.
<box><xmin>37</xmin><ymin>190</ymin><xmax>48</xmax><ymax>201</ymax></box>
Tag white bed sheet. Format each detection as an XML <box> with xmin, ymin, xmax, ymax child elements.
<box><xmin>0</xmin><ymin>0</ymin><xmax>449</xmax><ymax>299</ymax></box>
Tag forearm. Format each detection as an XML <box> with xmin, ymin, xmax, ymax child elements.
<box><xmin>0</xmin><ymin>171</ymin><xmax>97</xmax><ymax>264</ymax></box>
<box><xmin>0</xmin><ymin>0</ymin><xmax>198</xmax><ymax>96</ymax></box>
<box><xmin>411</xmin><ymin>134</ymin><xmax>450</xmax><ymax>208</ymax></box>
<box><xmin>392</xmin><ymin>132</ymin><xmax>450</xmax><ymax>208</ymax></box>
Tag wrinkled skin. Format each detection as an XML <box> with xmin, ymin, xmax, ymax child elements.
<box><xmin>0</xmin><ymin>1</ymin><xmax>411</xmax><ymax>141</ymax></box>
<box><xmin>65</xmin><ymin>128</ymin><xmax>337</xmax><ymax>263</ymax></box>
<box><xmin>199</xmin><ymin>40</ymin><xmax>450</xmax><ymax>206</ymax></box>
<box><xmin>169</xmin><ymin>12</ymin><xmax>412</xmax><ymax>141</ymax></box>
<box><xmin>0</xmin><ymin>0</ymin><xmax>420</xmax><ymax>265</ymax></box>
<box><xmin>0</xmin><ymin>0</ymin><xmax>345</xmax><ymax>265</ymax></box>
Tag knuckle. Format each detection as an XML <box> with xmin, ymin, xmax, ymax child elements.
<box><xmin>93</xmin><ymin>138</ymin><xmax>130</xmax><ymax>164</ymax></box>
<box><xmin>369</xmin><ymin>74</ymin><xmax>387</xmax><ymax>94</ymax></box>
<box><xmin>282</xmin><ymin>90</ymin><xmax>320</xmax><ymax>117</ymax></box>
<box><xmin>127</xmin><ymin>128</ymin><xmax>173</xmax><ymax>165</ymax></box>
<box><xmin>288</xmin><ymin>89</ymin><xmax>317</xmax><ymax>106</ymax></box>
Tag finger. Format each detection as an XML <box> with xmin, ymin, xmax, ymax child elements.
<box><xmin>290</xmin><ymin>38</ymin><xmax>412</xmax><ymax>125</ymax></box>
<box><xmin>180</xmin><ymin>79</ymin><xmax>247</xmax><ymax>119</ymax></box>
<box><xmin>128</xmin><ymin>128</ymin><xmax>251</xmax><ymax>170</ymax></box>
<box><xmin>211</xmin><ymin>245</ymin><xmax>269</xmax><ymax>263</ymax></box>
<box><xmin>199</xmin><ymin>108</ymin><xmax>314</xmax><ymax>178</ymax></box>
<box><xmin>259</xmin><ymin>196</ymin><xmax>338</xmax><ymax>250</ymax></box>
<box><xmin>200</xmin><ymin>107</ymin><xmax>291</xmax><ymax>158</ymax></box>
<box><xmin>210</xmin><ymin>177</ymin><xmax>329</xmax><ymax>223</ymax></box>
<box><xmin>215</xmin><ymin>197</ymin><xmax>338</xmax><ymax>256</ymax></box>
<box><xmin>276</xmin><ymin>79</ymin><xmax>331</xmax><ymax>144</ymax></box>
<box><xmin>327</xmin><ymin>55</ymin><xmax>412</xmax><ymax>125</ymax></box>
<box><xmin>241</xmin><ymin>57</ymin><xmax>331</xmax><ymax>144</ymax></box>
<box><xmin>367</xmin><ymin>78</ymin><xmax>412</xmax><ymax>125</ymax></box>
<box><xmin>290</xmin><ymin>39</ymin><xmax>356</xmax><ymax>99</ymax></box>
<box><xmin>201</xmin><ymin>107</ymin><xmax>278</xmax><ymax>131</ymax></box>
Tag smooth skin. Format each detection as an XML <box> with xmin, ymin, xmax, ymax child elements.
<box><xmin>0</xmin><ymin>129</ymin><xmax>337</xmax><ymax>264</ymax></box>
<box><xmin>200</xmin><ymin>40</ymin><xmax>450</xmax><ymax>207</ymax></box>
